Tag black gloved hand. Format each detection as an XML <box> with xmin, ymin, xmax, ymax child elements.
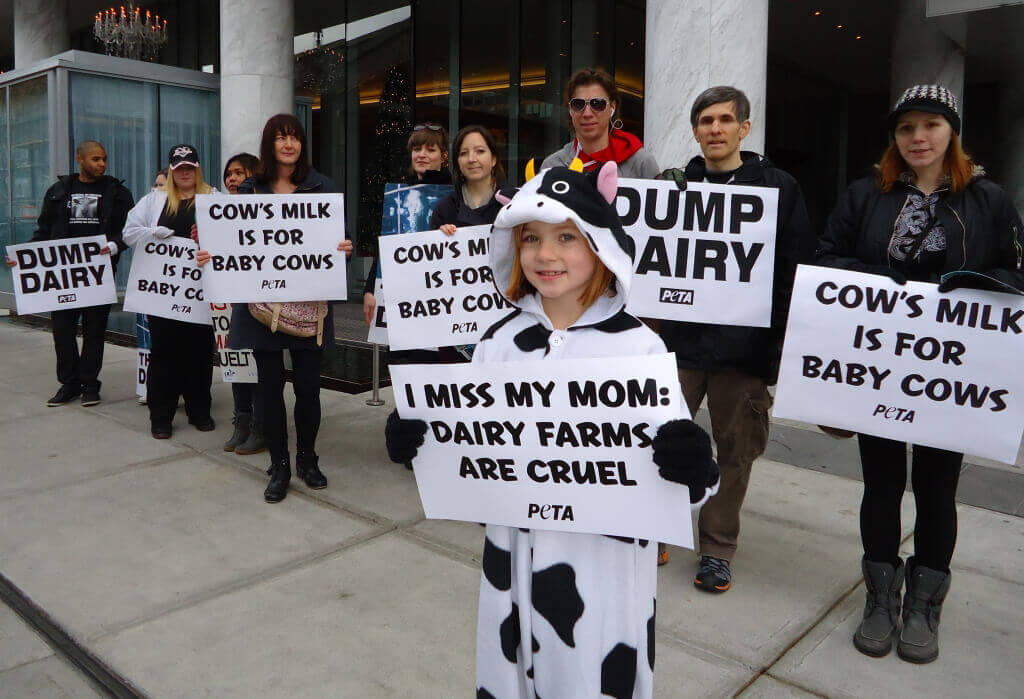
<box><xmin>385</xmin><ymin>409</ymin><xmax>428</xmax><ymax>464</ymax></box>
<box><xmin>652</xmin><ymin>419</ymin><xmax>719</xmax><ymax>504</ymax></box>
<box><xmin>656</xmin><ymin>167</ymin><xmax>687</xmax><ymax>191</ymax></box>
<box><xmin>861</xmin><ymin>264</ymin><xmax>907</xmax><ymax>285</ymax></box>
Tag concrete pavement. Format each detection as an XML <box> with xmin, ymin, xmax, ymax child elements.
<box><xmin>0</xmin><ymin>318</ymin><xmax>1022</xmax><ymax>698</ymax></box>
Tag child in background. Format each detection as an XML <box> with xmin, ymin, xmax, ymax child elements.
<box><xmin>386</xmin><ymin>160</ymin><xmax>720</xmax><ymax>698</ymax></box>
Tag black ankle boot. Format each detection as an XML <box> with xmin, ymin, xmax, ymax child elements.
<box><xmin>264</xmin><ymin>455</ymin><xmax>291</xmax><ymax>503</ymax></box>
<box><xmin>223</xmin><ymin>412</ymin><xmax>251</xmax><ymax>452</ymax></box>
<box><xmin>853</xmin><ymin>557</ymin><xmax>904</xmax><ymax>657</ymax></box>
<box><xmin>296</xmin><ymin>451</ymin><xmax>327</xmax><ymax>489</ymax></box>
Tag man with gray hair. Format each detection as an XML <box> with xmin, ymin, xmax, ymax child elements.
<box><xmin>657</xmin><ymin>86</ymin><xmax>814</xmax><ymax>591</ymax></box>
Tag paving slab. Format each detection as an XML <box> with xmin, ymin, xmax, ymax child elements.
<box><xmin>0</xmin><ymin>455</ymin><xmax>378</xmax><ymax>640</ymax></box>
<box><xmin>652</xmin><ymin>634</ymin><xmax>755</xmax><ymax>698</ymax></box>
<box><xmin>770</xmin><ymin>567</ymin><xmax>1024</xmax><ymax>698</ymax></box>
<box><xmin>933</xmin><ymin>503</ymin><xmax>1024</xmax><ymax>583</ymax></box>
<box><xmin>0</xmin><ymin>655</ymin><xmax>105</xmax><ymax>699</ymax></box>
<box><xmin>0</xmin><ymin>602</ymin><xmax>53</xmax><ymax>673</ymax></box>
<box><xmin>737</xmin><ymin>675</ymin><xmax>822</xmax><ymax>698</ymax></box>
<box><xmin>654</xmin><ymin>459</ymin><xmax>916</xmax><ymax>669</ymax></box>
<box><xmin>0</xmin><ymin>409</ymin><xmax>187</xmax><ymax>501</ymax></box>
<box><xmin>90</xmin><ymin>533</ymin><xmax>479</xmax><ymax>698</ymax></box>
<box><xmin>408</xmin><ymin>517</ymin><xmax>487</xmax><ymax>563</ymax></box>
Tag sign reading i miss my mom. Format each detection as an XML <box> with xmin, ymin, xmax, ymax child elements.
<box><xmin>774</xmin><ymin>265</ymin><xmax>1024</xmax><ymax>463</ymax></box>
<box><xmin>615</xmin><ymin>178</ymin><xmax>779</xmax><ymax>327</ymax></box>
<box><xmin>391</xmin><ymin>353</ymin><xmax>696</xmax><ymax>546</ymax></box>
<box><xmin>195</xmin><ymin>194</ymin><xmax>347</xmax><ymax>303</ymax></box>
<box><xmin>123</xmin><ymin>236</ymin><xmax>211</xmax><ymax>324</ymax></box>
<box><xmin>378</xmin><ymin>226</ymin><xmax>513</xmax><ymax>350</ymax></box>
<box><xmin>7</xmin><ymin>236</ymin><xmax>116</xmax><ymax>314</ymax></box>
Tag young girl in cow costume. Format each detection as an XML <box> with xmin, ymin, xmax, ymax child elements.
<box><xmin>386</xmin><ymin>159</ymin><xmax>720</xmax><ymax>698</ymax></box>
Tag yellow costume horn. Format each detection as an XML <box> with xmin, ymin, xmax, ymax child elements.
<box><xmin>524</xmin><ymin>158</ymin><xmax>536</xmax><ymax>182</ymax></box>
<box><xmin>568</xmin><ymin>157</ymin><xmax>585</xmax><ymax>173</ymax></box>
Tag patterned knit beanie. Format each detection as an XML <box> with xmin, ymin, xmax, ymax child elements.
<box><xmin>888</xmin><ymin>84</ymin><xmax>961</xmax><ymax>134</ymax></box>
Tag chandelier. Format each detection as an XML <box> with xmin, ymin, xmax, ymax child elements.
<box><xmin>93</xmin><ymin>3</ymin><xmax>168</xmax><ymax>62</ymax></box>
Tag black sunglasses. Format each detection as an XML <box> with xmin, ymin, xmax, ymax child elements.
<box><xmin>569</xmin><ymin>97</ymin><xmax>609</xmax><ymax>113</ymax></box>
<box><xmin>413</xmin><ymin>123</ymin><xmax>444</xmax><ymax>131</ymax></box>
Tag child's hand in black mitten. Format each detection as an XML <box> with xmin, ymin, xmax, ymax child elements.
<box><xmin>385</xmin><ymin>409</ymin><xmax>428</xmax><ymax>464</ymax></box>
<box><xmin>652</xmin><ymin>419</ymin><xmax>720</xmax><ymax>504</ymax></box>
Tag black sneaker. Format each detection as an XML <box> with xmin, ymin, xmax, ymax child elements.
<box><xmin>81</xmin><ymin>389</ymin><xmax>101</xmax><ymax>407</ymax></box>
<box><xmin>47</xmin><ymin>385</ymin><xmax>81</xmax><ymax>407</ymax></box>
<box><xmin>694</xmin><ymin>555</ymin><xmax>732</xmax><ymax>592</ymax></box>
<box><xmin>189</xmin><ymin>416</ymin><xmax>216</xmax><ymax>432</ymax></box>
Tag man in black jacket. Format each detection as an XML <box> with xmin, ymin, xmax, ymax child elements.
<box><xmin>658</xmin><ymin>87</ymin><xmax>814</xmax><ymax>592</ymax></box>
<box><xmin>9</xmin><ymin>140</ymin><xmax>134</xmax><ymax>406</ymax></box>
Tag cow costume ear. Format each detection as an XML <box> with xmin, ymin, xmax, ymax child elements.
<box><xmin>596</xmin><ymin>161</ymin><xmax>618</xmax><ymax>204</ymax></box>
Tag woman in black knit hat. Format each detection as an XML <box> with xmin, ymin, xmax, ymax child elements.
<box><xmin>816</xmin><ymin>84</ymin><xmax>1024</xmax><ymax>664</ymax></box>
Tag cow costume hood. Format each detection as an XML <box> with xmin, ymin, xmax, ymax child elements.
<box><xmin>490</xmin><ymin>159</ymin><xmax>635</xmax><ymax>317</ymax></box>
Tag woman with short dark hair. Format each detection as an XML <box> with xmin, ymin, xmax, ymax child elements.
<box><xmin>541</xmin><ymin>68</ymin><xmax>658</xmax><ymax>178</ymax></box>
<box><xmin>817</xmin><ymin>85</ymin><xmax>1024</xmax><ymax>664</ymax></box>
<box><xmin>198</xmin><ymin>114</ymin><xmax>352</xmax><ymax>503</ymax></box>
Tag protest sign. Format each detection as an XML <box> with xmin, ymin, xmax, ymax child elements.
<box><xmin>123</xmin><ymin>237</ymin><xmax>211</xmax><ymax>324</ymax></box>
<box><xmin>6</xmin><ymin>236</ymin><xmax>116</xmax><ymax>314</ymax></box>
<box><xmin>195</xmin><ymin>193</ymin><xmax>347</xmax><ymax>303</ymax></box>
<box><xmin>391</xmin><ymin>353</ymin><xmax>696</xmax><ymax>546</ymax></box>
<box><xmin>367</xmin><ymin>277</ymin><xmax>388</xmax><ymax>344</ymax></box>
<box><xmin>380</xmin><ymin>183</ymin><xmax>453</xmax><ymax>248</ymax></box>
<box><xmin>135</xmin><ymin>314</ymin><xmax>150</xmax><ymax>399</ymax></box>
<box><xmin>210</xmin><ymin>303</ymin><xmax>258</xmax><ymax>383</ymax></box>
<box><xmin>379</xmin><ymin>226</ymin><xmax>513</xmax><ymax>350</ymax></box>
<box><xmin>774</xmin><ymin>265</ymin><xmax>1024</xmax><ymax>463</ymax></box>
<box><xmin>615</xmin><ymin>178</ymin><xmax>778</xmax><ymax>327</ymax></box>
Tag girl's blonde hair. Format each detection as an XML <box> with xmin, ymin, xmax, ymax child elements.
<box><xmin>165</xmin><ymin>165</ymin><xmax>213</xmax><ymax>215</ymax></box>
<box><xmin>505</xmin><ymin>223</ymin><xmax>616</xmax><ymax>308</ymax></box>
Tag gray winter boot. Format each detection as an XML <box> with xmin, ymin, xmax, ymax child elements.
<box><xmin>222</xmin><ymin>412</ymin><xmax>251</xmax><ymax>452</ymax></box>
<box><xmin>897</xmin><ymin>558</ymin><xmax>951</xmax><ymax>664</ymax></box>
<box><xmin>853</xmin><ymin>557</ymin><xmax>905</xmax><ymax>657</ymax></box>
<box><xmin>234</xmin><ymin>420</ymin><xmax>266</xmax><ymax>455</ymax></box>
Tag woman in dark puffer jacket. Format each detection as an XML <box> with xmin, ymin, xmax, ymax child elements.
<box><xmin>816</xmin><ymin>85</ymin><xmax>1023</xmax><ymax>665</ymax></box>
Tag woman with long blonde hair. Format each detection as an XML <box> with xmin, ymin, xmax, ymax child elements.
<box><xmin>124</xmin><ymin>144</ymin><xmax>217</xmax><ymax>439</ymax></box>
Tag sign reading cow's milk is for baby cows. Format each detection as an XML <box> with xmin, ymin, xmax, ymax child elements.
<box><xmin>378</xmin><ymin>226</ymin><xmax>513</xmax><ymax>350</ymax></box>
<box><xmin>774</xmin><ymin>265</ymin><xmax>1024</xmax><ymax>463</ymax></box>
<box><xmin>391</xmin><ymin>353</ymin><xmax>697</xmax><ymax>546</ymax></box>
<box><xmin>195</xmin><ymin>194</ymin><xmax>347</xmax><ymax>303</ymax></box>
<box><xmin>123</xmin><ymin>236</ymin><xmax>210</xmax><ymax>324</ymax></box>
<box><xmin>7</xmin><ymin>236</ymin><xmax>116</xmax><ymax>313</ymax></box>
<box><xmin>615</xmin><ymin>178</ymin><xmax>778</xmax><ymax>327</ymax></box>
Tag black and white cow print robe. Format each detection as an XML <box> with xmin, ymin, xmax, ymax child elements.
<box><xmin>473</xmin><ymin>163</ymin><xmax>715</xmax><ymax>699</ymax></box>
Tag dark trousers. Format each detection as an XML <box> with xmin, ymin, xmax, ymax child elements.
<box><xmin>231</xmin><ymin>382</ymin><xmax>263</xmax><ymax>425</ymax></box>
<box><xmin>858</xmin><ymin>434</ymin><xmax>963</xmax><ymax>572</ymax></box>
<box><xmin>254</xmin><ymin>349</ymin><xmax>323</xmax><ymax>462</ymax></box>
<box><xmin>51</xmin><ymin>305</ymin><xmax>111</xmax><ymax>391</ymax></box>
<box><xmin>147</xmin><ymin>315</ymin><xmax>214</xmax><ymax>428</ymax></box>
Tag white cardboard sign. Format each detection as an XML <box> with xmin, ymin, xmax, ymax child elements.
<box><xmin>615</xmin><ymin>178</ymin><xmax>778</xmax><ymax>327</ymax></box>
<box><xmin>123</xmin><ymin>237</ymin><xmax>211</xmax><ymax>324</ymax></box>
<box><xmin>379</xmin><ymin>226</ymin><xmax>514</xmax><ymax>350</ymax></box>
<box><xmin>391</xmin><ymin>353</ymin><xmax>696</xmax><ymax>546</ymax></box>
<box><xmin>7</xmin><ymin>236</ymin><xmax>117</xmax><ymax>314</ymax></box>
<box><xmin>194</xmin><ymin>193</ymin><xmax>348</xmax><ymax>303</ymax></box>
<box><xmin>136</xmin><ymin>348</ymin><xmax>149</xmax><ymax>398</ymax></box>
<box><xmin>209</xmin><ymin>303</ymin><xmax>258</xmax><ymax>383</ymax></box>
<box><xmin>366</xmin><ymin>277</ymin><xmax>388</xmax><ymax>345</ymax></box>
<box><xmin>774</xmin><ymin>265</ymin><xmax>1024</xmax><ymax>463</ymax></box>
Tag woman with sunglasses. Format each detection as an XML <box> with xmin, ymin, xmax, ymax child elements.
<box><xmin>541</xmin><ymin>68</ymin><xmax>659</xmax><ymax>178</ymax></box>
<box><xmin>363</xmin><ymin>122</ymin><xmax>451</xmax><ymax>327</ymax></box>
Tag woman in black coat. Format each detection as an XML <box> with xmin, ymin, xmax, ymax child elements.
<box><xmin>816</xmin><ymin>85</ymin><xmax>1024</xmax><ymax>664</ymax></box>
<box><xmin>198</xmin><ymin>114</ymin><xmax>351</xmax><ymax>503</ymax></box>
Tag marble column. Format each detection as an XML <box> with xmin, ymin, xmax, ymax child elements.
<box><xmin>643</xmin><ymin>0</ymin><xmax>769</xmax><ymax>170</ymax></box>
<box><xmin>14</xmin><ymin>0</ymin><xmax>69</xmax><ymax>69</ymax></box>
<box><xmin>890</xmin><ymin>0</ymin><xmax>966</xmax><ymax>106</ymax></box>
<box><xmin>219</xmin><ymin>0</ymin><xmax>294</xmax><ymax>170</ymax></box>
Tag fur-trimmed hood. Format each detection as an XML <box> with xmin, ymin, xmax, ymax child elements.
<box><xmin>489</xmin><ymin>161</ymin><xmax>635</xmax><ymax>325</ymax></box>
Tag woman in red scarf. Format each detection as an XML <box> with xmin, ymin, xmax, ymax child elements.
<box><xmin>541</xmin><ymin>68</ymin><xmax>659</xmax><ymax>178</ymax></box>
